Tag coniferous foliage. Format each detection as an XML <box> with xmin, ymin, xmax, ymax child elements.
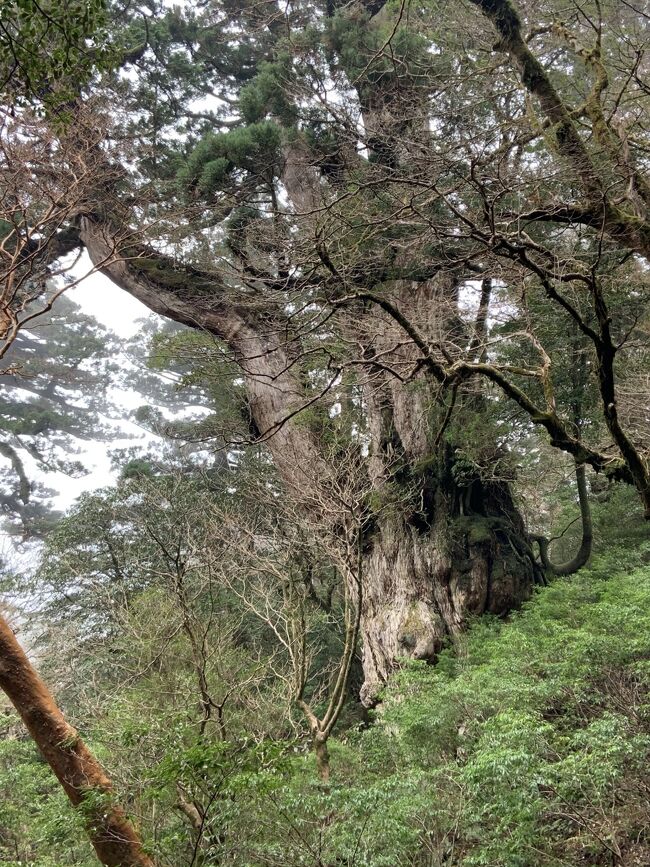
<box><xmin>0</xmin><ymin>296</ymin><xmax>117</xmax><ymax>537</ymax></box>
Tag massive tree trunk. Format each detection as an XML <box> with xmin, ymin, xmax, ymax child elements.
<box><xmin>359</xmin><ymin>453</ymin><xmax>536</xmax><ymax>703</ymax></box>
<box><xmin>0</xmin><ymin>613</ymin><xmax>154</xmax><ymax>867</ymax></box>
<box><xmin>350</xmin><ymin>279</ymin><xmax>538</xmax><ymax>701</ymax></box>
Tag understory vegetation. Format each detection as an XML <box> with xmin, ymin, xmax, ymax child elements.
<box><xmin>2</xmin><ymin>530</ymin><xmax>649</xmax><ymax>866</ymax></box>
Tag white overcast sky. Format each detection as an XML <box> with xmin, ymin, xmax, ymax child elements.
<box><xmin>1</xmin><ymin>266</ymin><xmax>160</xmax><ymax>574</ymax></box>
<box><xmin>69</xmin><ymin>253</ymin><xmax>154</xmax><ymax>338</ymax></box>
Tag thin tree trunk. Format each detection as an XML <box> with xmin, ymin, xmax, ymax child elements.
<box><xmin>0</xmin><ymin>613</ymin><xmax>154</xmax><ymax>867</ymax></box>
<box><xmin>314</xmin><ymin>735</ymin><xmax>330</xmax><ymax>784</ymax></box>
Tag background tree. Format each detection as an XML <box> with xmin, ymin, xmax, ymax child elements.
<box><xmin>0</xmin><ymin>295</ymin><xmax>120</xmax><ymax>537</ymax></box>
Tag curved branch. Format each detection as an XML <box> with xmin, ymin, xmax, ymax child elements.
<box><xmin>335</xmin><ymin>289</ymin><xmax>635</xmax><ymax>487</ymax></box>
<box><xmin>531</xmin><ymin>462</ymin><xmax>593</xmax><ymax>577</ymax></box>
<box><xmin>79</xmin><ymin>216</ymin><xmax>336</xmax><ymax>511</ymax></box>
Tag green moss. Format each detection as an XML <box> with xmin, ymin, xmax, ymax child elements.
<box><xmin>398</xmin><ymin>603</ymin><xmax>435</xmax><ymax>653</ymax></box>
<box><xmin>452</xmin><ymin>515</ymin><xmax>505</xmax><ymax>546</ymax></box>
<box><xmin>467</xmin><ymin>520</ymin><xmax>493</xmax><ymax>545</ymax></box>
<box><xmin>412</xmin><ymin>453</ymin><xmax>440</xmax><ymax>476</ymax></box>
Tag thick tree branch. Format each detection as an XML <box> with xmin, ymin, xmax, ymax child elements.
<box><xmin>78</xmin><ymin>216</ymin><xmax>336</xmax><ymax>510</ymax></box>
<box><xmin>471</xmin><ymin>0</ymin><xmax>650</xmax><ymax>258</ymax></box>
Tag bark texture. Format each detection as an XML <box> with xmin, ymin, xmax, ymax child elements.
<box><xmin>0</xmin><ymin>613</ymin><xmax>154</xmax><ymax>867</ymax></box>
<box><xmin>359</xmin><ymin>477</ymin><xmax>536</xmax><ymax>704</ymax></box>
<box><xmin>349</xmin><ymin>278</ymin><xmax>539</xmax><ymax>701</ymax></box>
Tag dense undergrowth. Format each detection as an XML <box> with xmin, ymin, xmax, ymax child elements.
<box><xmin>228</xmin><ymin>545</ymin><xmax>650</xmax><ymax>867</ymax></box>
<box><xmin>2</xmin><ymin>544</ymin><xmax>649</xmax><ymax>866</ymax></box>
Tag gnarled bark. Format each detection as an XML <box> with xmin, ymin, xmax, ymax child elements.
<box><xmin>359</xmin><ymin>447</ymin><xmax>538</xmax><ymax>704</ymax></box>
<box><xmin>347</xmin><ymin>279</ymin><xmax>539</xmax><ymax>702</ymax></box>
